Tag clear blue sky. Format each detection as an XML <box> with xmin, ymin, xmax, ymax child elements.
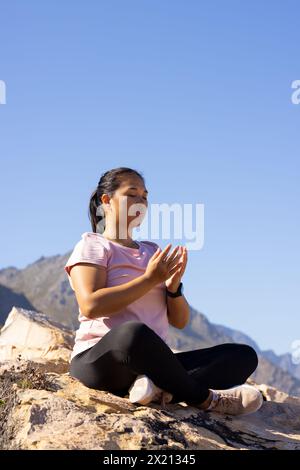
<box><xmin>1</xmin><ymin>1</ymin><xmax>299</xmax><ymax>355</ymax></box>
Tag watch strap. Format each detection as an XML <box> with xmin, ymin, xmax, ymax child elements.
<box><xmin>166</xmin><ymin>282</ymin><xmax>183</xmax><ymax>297</ymax></box>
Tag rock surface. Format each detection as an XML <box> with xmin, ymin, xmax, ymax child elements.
<box><xmin>1</xmin><ymin>369</ymin><xmax>300</xmax><ymax>450</ymax></box>
<box><xmin>0</xmin><ymin>307</ymin><xmax>73</xmax><ymax>372</ymax></box>
<box><xmin>1</xmin><ymin>307</ymin><xmax>300</xmax><ymax>450</ymax></box>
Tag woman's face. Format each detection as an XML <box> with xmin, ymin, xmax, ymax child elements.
<box><xmin>103</xmin><ymin>175</ymin><xmax>148</xmax><ymax>229</ymax></box>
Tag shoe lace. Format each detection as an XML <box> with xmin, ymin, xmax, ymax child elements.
<box><xmin>210</xmin><ymin>393</ymin><xmax>240</xmax><ymax>414</ymax></box>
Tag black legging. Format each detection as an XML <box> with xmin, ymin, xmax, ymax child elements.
<box><xmin>70</xmin><ymin>320</ymin><xmax>259</xmax><ymax>405</ymax></box>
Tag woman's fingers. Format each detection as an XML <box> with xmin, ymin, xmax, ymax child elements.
<box><xmin>167</xmin><ymin>246</ymin><xmax>184</xmax><ymax>265</ymax></box>
<box><xmin>154</xmin><ymin>244</ymin><xmax>186</xmax><ymax>269</ymax></box>
<box><xmin>151</xmin><ymin>246</ymin><xmax>162</xmax><ymax>259</ymax></box>
<box><xmin>166</xmin><ymin>245</ymin><xmax>180</xmax><ymax>263</ymax></box>
<box><xmin>167</xmin><ymin>253</ymin><xmax>182</xmax><ymax>270</ymax></box>
<box><xmin>168</xmin><ymin>263</ymin><xmax>182</xmax><ymax>275</ymax></box>
<box><xmin>169</xmin><ymin>260</ymin><xmax>183</xmax><ymax>273</ymax></box>
<box><xmin>157</xmin><ymin>243</ymin><xmax>172</xmax><ymax>261</ymax></box>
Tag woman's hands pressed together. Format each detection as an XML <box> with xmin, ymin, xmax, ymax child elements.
<box><xmin>144</xmin><ymin>243</ymin><xmax>188</xmax><ymax>291</ymax></box>
<box><xmin>143</xmin><ymin>242</ymin><xmax>190</xmax><ymax>329</ymax></box>
<box><xmin>164</xmin><ymin>245</ymin><xmax>188</xmax><ymax>293</ymax></box>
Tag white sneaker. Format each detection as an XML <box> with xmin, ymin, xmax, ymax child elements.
<box><xmin>206</xmin><ymin>384</ymin><xmax>264</xmax><ymax>416</ymax></box>
<box><xmin>128</xmin><ymin>375</ymin><xmax>173</xmax><ymax>407</ymax></box>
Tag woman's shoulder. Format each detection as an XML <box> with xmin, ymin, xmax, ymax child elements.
<box><xmin>80</xmin><ymin>231</ymin><xmax>107</xmax><ymax>241</ymax></box>
<box><xmin>77</xmin><ymin>231</ymin><xmax>110</xmax><ymax>250</ymax></box>
<box><xmin>64</xmin><ymin>232</ymin><xmax>109</xmax><ymax>278</ymax></box>
<box><xmin>81</xmin><ymin>231</ymin><xmax>102</xmax><ymax>238</ymax></box>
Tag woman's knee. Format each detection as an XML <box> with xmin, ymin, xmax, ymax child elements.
<box><xmin>221</xmin><ymin>343</ymin><xmax>259</xmax><ymax>374</ymax></box>
<box><xmin>238</xmin><ymin>344</ymin><xmax>259</xmax><ymax>374</ymax></box>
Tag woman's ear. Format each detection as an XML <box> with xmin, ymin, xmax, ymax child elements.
<box><xmin>101</xmin><ymin>194</ymin><xmax>111</xmax><ymax>206</ymax></box>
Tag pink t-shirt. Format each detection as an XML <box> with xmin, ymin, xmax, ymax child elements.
<box><xmin>64</xmin><ymin>232</ymin><xmax>170</xmax><ymax>361</ymax></box>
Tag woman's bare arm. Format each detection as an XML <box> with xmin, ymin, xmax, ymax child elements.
<box><xmin>167</xmin><ymin>294</ymin><xmax>190</xmax><ymax>329</ymax></box>
<box><xmin>70</xmin><ymin>263</ymin><xmax>157</xmax><ymax>319</ymax></box>
<box><xmin>69</xmin><ymin>243</ymin><xmax>180</xmax><ymax>319</ymax></box>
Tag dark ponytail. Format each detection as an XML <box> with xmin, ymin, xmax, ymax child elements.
<box><xmin>88</xmin><ymin>167</ymin><xmax>145</xmax><ymax>233</ymax></box>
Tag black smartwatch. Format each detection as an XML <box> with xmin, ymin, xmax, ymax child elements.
<box><xmin>166</xmin><ymin>282</ymin><xmax>183</xmax><ymax>298</ymax></box>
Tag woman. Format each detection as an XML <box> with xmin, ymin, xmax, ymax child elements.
<box><xmin>64</xmin><ymin>166</ymin><xmax>263</xmax><ymax>415</ymax></box>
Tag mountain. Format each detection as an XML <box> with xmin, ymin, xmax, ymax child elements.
<box><xmin>0</xmin><ymin>253</ymin><xmax>79</xmax><ymax>330</ymax></box>
<box><xmin>0</xmin><ymin>252</ymin><xmax>299</xmax><ymax>395</ymax></box>
<box><xmin>0</xmin><ymin>283</ymin><xmax>35</xmax><ymax>325</ymax></box>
